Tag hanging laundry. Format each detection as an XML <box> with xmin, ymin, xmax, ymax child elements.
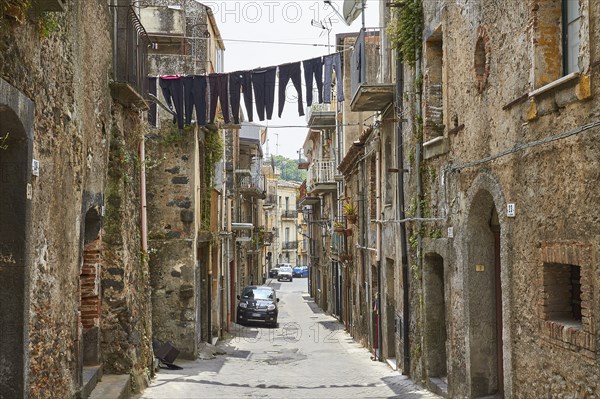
<box><xmin>208</xmin><ymin>73</ymin><xmax>230</xmax><ymax>124</ymax></box>
<box><xmin>159</xmin><ymin>76</ymin><xmax>185</xmax><ymax>129</ymax></box>
<box><xmin>148</xmin><ymin>77</ymin><xmax>157</xmax><ymax>127</ymax></box>
<box><xmin>183</xmin><ymin>75</ymin><xmax>207</xmax><ymax>126</ymax></box>
<box><xmin>229</xmin><ymin>71</ymin><xmax>254</xmax><ymax>124</ymax></box>
<box><xmin>252</xmin><ymin>67</ymin><xmax>276</xmax><ymax>121</ymax></box>
<box><xmin>278</xmin><ymin>62</ymin><xmax>304</xmax><ymax>118</ymax></box>
<box><xmin>303</xmin><ymin>57</ymin><xmax>323</xmax><ymax>106</ymax></box>
<box><xmin>323</xmin><ymin>52</ymin><xmax>344</xmax><ymax>103</ymax></box>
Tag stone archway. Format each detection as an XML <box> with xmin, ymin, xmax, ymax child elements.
<box><xmin>0</xmin><ymin>80</ymin><xmax>34</xmax><ymax>398</ymax></box>
<box><xmin>465</xmin><ymin>189</ymin><xmax>504</xmax><ymax>398</ymax></box>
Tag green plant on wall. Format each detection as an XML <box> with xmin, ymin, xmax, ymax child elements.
<box><xmin>38</xmin><ymin>12</ymin><xmax>59</xmax><ymax>38</ymax></box>
<box><xmin>386</xmin><ymin>0</ymin><xmax>423</xmax><ymax>66</ymax></box>
<box><xmin>1</xmin><ymin>0</ymin><xmax>31</xmax><ymax>22</ymax></box>
<box><xmin>200</xmin><ymin>126</ymin><xmax>223</xmax><ymax>231</ymax></box>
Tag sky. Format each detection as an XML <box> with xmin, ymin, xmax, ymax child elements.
<box><xmin>205</xmin><ymin>0</ymin><xmax>381</xmax><ymax>159</ymax></box>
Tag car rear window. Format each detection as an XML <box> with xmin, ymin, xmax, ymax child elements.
<box><xmin>279</xmin><ymin>267</ymin><xmax>292</xmax><ymax>272</ymax></box>
<box><xmin>241</xmin><ymin>288</ymin><xmax>274</xmax><ymax>300</ymax></box>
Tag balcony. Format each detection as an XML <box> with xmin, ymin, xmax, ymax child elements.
<box><xmin>306</xmin><ymin>103</ymin><xmax>336</xmax><ymax>128</ymax></box>
<box><xmin>282</xmin><ymin>241</ymin><xmax>298</xmax><ymax>251</ymax></box>
<box><xmin>238</xmin><ymin>173</ymin><xmax>266</xmax><ymax>199</ymax></box>
<box><xmin>281</xmin><ymin>210</ymin><xmax>298</xmax><ymax>219</ymax></box>
<box><xmin>350</xmin><ymin>28</ymin><xmax>394</xmax><ymax>112</ymax></box>
<box><xmin>110</xmin><ymin>6</ymin><xmax>150</xmax><ymax>110</ymax></box>
<box><xmin>263</xmin><ymin>194</ymin><xmax>277</xmax><ymax>209</ymax></box>
<box><xmin>306</xmin><ymin>160</ymin><xmax>336</xmax><ymax>194</ymax></box>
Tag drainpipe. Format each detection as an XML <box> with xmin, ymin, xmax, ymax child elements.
<box><xmin>376</xmin><ymin>135</ymin><xmax>383</xmax><ymax>361</ymax></box>
<box><xmin>414</xmin><ymin>47</ymin><xmax>424</xmax><ymax>375</ymax></box>
<box><xmin>396</xmin><ymin>51</ymin><xmax>410</xmax><ymax>373</ymax></box>
<box><xmin>140</xmin><ymin>139</ymin><xmax>148</xmax><ymax>253</ymax></box>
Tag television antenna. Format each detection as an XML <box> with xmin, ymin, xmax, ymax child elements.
<box><xmin>311</xmin><ymin>18</ymin><xmax>333</xmax><ymax>54</ymax></box>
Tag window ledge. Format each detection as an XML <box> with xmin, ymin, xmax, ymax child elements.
<box><xmin>529</xmin><ymin>72</ymin><xmax>579</xmax><ymax>98</ymax></box>
<box><xmin>423</xmin><ymin>136</ymin><xmax>448</xmax><ymax>160</ymax></box>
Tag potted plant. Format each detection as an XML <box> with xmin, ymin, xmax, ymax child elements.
<box><xmin>333</xmin><ymin>220</ymin><xmax>345</xmax><ymax>233</ymax></box>
<box><xmin>343</xmin><ymin>202</ymin><xmax>357</xmax><ymax>224</ymax></box>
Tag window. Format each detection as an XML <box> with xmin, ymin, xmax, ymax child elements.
<box><xmin>563</xmin><ymin>0</ymin><xmax>581</xmax><ymax>75</ymax></box>
<box><xmin>533</xmin><ymin>0</ymin><xmax>582</xmax><ymax>87</ymax></box>
<box><xmin>539</xmin><ymin>242</ymin><xmax>595</xmax><ymax>355</ymax></box>
<box><xmin>543</xmin><ymin>263</ymin><xmax>582</xmax><ymax>326</ymax></box>
<box><xmin>424</xmin><ymin>27</ymin><xmax>444</xmax><ymax>140</ymax></box>
<box><xmin>285</xmin><ymin>197</ymin><xmax>289</xmax><ymax>211</ymax></box>
<box><xmin>285</xmin><ymin>227</ymin><xmax>290</xmax><ymax>243</ymax></box>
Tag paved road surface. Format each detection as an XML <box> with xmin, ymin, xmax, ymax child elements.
<box><xmin>139</xmin><ymin>278</ymin><xmax>441</xmax><ymax>399</ymax></box>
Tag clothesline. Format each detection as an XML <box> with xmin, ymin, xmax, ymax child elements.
<box><xmin>150</xmin><ymin>50</ymin><xmax>346</xmax><ymax>129</ymax></box>
<box><xmin>145</xmin><ymin>33</ymin><xmax>356</xmax><ymax>49</ymax></box>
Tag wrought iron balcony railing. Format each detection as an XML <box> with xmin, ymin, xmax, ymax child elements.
<box><xmin>282</xmin><ymin>241</ymin><xmax>298</xmax><ymax>250</ymax></box>
<box><xmin>281</xmin><ymin>210</ymin><xmax>298</xmax><ymax>219</ymax></box>
<box><xmin>111</xmin><ymin>6</ymin><xmax>150</xmax><ymax>109</ymax></box>
<box><xmin>306</xmin><ymin>160</ymin><xmax>336</xmax><ymax>193</ymax></box>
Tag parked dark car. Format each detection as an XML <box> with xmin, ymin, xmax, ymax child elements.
<box><xmin>236</xmin><ymin>286</ymin><xmax>279</xmax><ymax>327</ymax></box>
<box><xmin>292</xmin><ymin>266</ymin><xmax>308</xmax><ymax>278</ymax></box>
<box><xmin>268</xmin><ymin>267</ymin><xmax>279</xmax><ymax>278</ymax></box>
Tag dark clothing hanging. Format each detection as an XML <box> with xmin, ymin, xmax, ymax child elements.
<box><xmin>208</xmin><ymin>73</ymin><xmax>230</xmax><ymax>124</ymax></box>
<box><xmin>323</xmin><ymin>52</ymin><xmax>345</xmax><ymax>103</ymax></box>
<box><xmin>183</xmin><ymin>75</ymin><xmax>207</xmax><ymax>126</ymax></box>
<box><xmin>159</xmin><ymin>76</ymin><xmax>185</xmax><ymax>129</ymax></box>
<box><xmin>303</xmin><ymin>57</ymin><xmax>323</xmax><ymax>106</ymax></box>
<box><xmin>252</xmin><ymin>67</ymin><xmax>277</xmax><ymax>121</ymax></box>
<box><xmin>148</xmin><ymin>77</ymin><xmax>157</xmax><ymax>127</ymax></box>
<box><xmin>229</xmin><ymin>71</ymin><xmax>254</xmax><ymax>124</ymax></box>
<box><xmin>278</xmin><ymin>62</ymin><xmax>305</xmax><ymax>118</ymax></box>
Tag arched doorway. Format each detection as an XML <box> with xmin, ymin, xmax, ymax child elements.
<box><xmin>0</xmin><ymin>102</ymin><xmax>32</xmax><ymax>398</ymax></box>
<box><xmin>466</xmin><ymin>190</ymin><xmax>503</xmax><ymax>397</ymax></box>
<box><xmin>424</xmin><ymin>253</ymin><xmax>447</xmax><ymax>383</ymax></box>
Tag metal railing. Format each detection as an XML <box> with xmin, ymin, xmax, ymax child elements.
<box><xmin>305</xmin><ymin>103</ymin><xmax>333</xmax><ymax>123</ymax></box>
<box><xmin>239</xmin><ymin>173</ymin><xmax>265</xmax><ymax>193</ymax></box>
<box><xmin>306</xmin><ymin>160</ymin><xmax>335</xmax><ymax>192</ymax></box>
<box><xmin>113</xmin><ymin>6</ymin><xmax>150</xmax><ymax>98</ymax></box>
<box><xmin>282</xmin><ymin>241</ymin><xmax>298</xmax><ymax>250</ymax></box>
<box><xmin>264</xmin><ymin>194</ymin><xmax>278</xmax><ymax>206</ymax></box>
<box><xmin>281</xmin><ymin>210</ymin><xmax>298</xmax><ymax>219</ymax></box>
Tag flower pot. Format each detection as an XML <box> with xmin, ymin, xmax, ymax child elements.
<box><xmin>346</xmin><ymin>215</ymin><xmax>357</xmax><ymax>225</ymax></box>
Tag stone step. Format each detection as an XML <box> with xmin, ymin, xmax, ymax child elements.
<box><xmin>88</xmin><ymin>375</ymin><xmax>131</xmax><ymax>399</ymax></box>
<box><xmin>81</xmin><ymin>366</ymin><xmax>102</xmax><ymax>399</ymax></box>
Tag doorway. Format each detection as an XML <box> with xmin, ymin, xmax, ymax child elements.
<box><xmin>467</xmin><ymin>191</ymin><xmax>503</xmax><ymax>397</ymax></box>
<box><xmin>80</xmin><ymin>208</ymin><xmax>102</xmax><ymax>368</ymax></box>
<box><xmin>424</xmin><ymin>253</ymin><xmax>447</xmax><ymax>381</ymax></box>
<box><xmin>0</xmin><ymin>102</ymin><xmax>31</xmax><ymax>398</ymax></box>
<box><xmin>384</xmin><ymin>258</ymin><xmax>396</xmax><ymax>360</ymax></box>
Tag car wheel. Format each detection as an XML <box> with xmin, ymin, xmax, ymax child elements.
<box><xmin>290</xmin><ymin>278</ymin><xmax>293</xmax><ymax>282</ymax></box>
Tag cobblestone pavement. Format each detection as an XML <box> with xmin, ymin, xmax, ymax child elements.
<box><xmin>139</xmin><ymin>279</ymin><xmax>441</xmax><ymax>399</ymax></box>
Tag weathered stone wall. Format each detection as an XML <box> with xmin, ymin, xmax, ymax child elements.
<box><xmin>146</xmin><ymin>126</ymin><xmax>200</xmax><ymax>359</ymax></box>
<box><xmin>0</xmin><ymin>1</ymin><xmax>153</xmax><ymax>397</ymax></box>
<box><xmin>411</xmin><ymin>1</ymin><xmax>600</xmax><ymax>398</ymax></box>
<box><xmin>102</xmin><ymin>110</ymin><xmax>153</xmax><ymax>392</ymax></box>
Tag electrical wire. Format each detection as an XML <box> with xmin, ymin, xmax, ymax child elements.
<box><xmin>447</xmin><ymin>119</ymin><xmax>600</xmax><ymax>172</ymax></box>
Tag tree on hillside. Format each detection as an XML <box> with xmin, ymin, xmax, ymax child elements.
<box><xmin>270</xmin><ymin>155</ymin><xmax>307</xmax><ymax>182</ymax></box>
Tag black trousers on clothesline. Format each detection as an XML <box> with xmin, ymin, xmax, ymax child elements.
<box><xmin>208</xmin><ymin>73</ymin><xmax>230</xmax><ymax>124</ymax></box>
<box><xmin>303</xmin><ymin>57</ymin><xmax>323</xmax><ymax>107</ymax></box>
<box><xmin>230</xmin><ymin>71</ymin><xmax>253</xmax><ymax>124</ymax></box>
<box><xmin>278</xmin><ymin>62</ymin><xmax>304</xmax><ymax>118</ymax></box>
<box><xmin>159</xmin><ymin>77</ymin><xmax>185</xmax><ymax>129</ymax></box>
<box><xmin>183</xmin><ymin>75</ymin><xmax>207</xmax><ymax>126</ymax></box>
<box><xmin>252</xmin><ymin>67</ymin><xmax>276</xmax><ymax>121</ymax></box>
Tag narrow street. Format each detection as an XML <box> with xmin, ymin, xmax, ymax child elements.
<box><xmin>139</xmin><ymin>279</ymin><xmax>440</xmax><ymax>399</ymax></box>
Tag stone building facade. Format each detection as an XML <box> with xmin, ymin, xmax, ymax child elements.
<box><xmin>304</xmin><ymin>1</ymin><xmax>600</xmax><ymax>398</ymax></box>
<box><xmin>0</xmin><ymin>1</ymin><xmax>153</xmax><ymax>397</ymax></box>
<box><xmin>410</xmin><ymin>1</ymin><xmax>600</xmax><ymax>397</ymax></box>
<box><xmin>143</xmin><ymin>0</ymin><xmax>226</xmax><ymax>354</ymax></box>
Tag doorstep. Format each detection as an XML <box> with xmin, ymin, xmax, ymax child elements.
<box><xmin>88</xmin><ymin>375</ymin><xmax>131</xmax><ymax>399</ymax></box>
<box><xmin>385</xmin><ymin>357</ymin><xmax>397</xmax><ymax>371</ymax></box>
<box><xmin>81</xmin><ymin>366</ymin><xmax>102</xmax><ymax>399</ymax></box>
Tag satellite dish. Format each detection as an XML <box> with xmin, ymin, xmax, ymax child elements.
<box><xmin>342</xmin><ymin>0</ymin><xmax>364</xmax><ymax>26</ymax></box>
